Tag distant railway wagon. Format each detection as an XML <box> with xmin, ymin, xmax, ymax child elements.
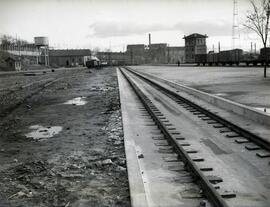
<box><xmin>86</xmin><ymin>59</ymin><xmax>100</xmax><ymax>68</ymax></box>
<box><xmin>219</xmin><ymin>49</ymin><xmax>242</xmax><ymax>65</ymax></box>
<box><xmin>260</xmin><ymin>48</ymin><xmax>270</xmax><ymax>62</ymax></box>
<box><xmin>195</xmin><ymin>54</ymin><xmax>207</xmax><ymax>65</ymax></box>
<box><xmin>195</xmin><ymin>47</ymin><xmax>270</xmax><ymax>66</ymax></box>
<box><xmin>207</xmin><ymin>52</ymin><xmax>219</xmax><ymax>65</ymax></box>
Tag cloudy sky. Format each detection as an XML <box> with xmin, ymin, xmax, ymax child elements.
<box><xmin>0</xmin><ymin>0</ymin><xmax>263</xmax><ymax>52</ymax></box>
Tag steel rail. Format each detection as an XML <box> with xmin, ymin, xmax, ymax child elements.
<box><xmin>120</xmin><ymin>68</ymin><xmax>229</xmax><ymax>207</ymax></box>
<box><xmin>124</xmin><ymin>67</ymin><xmax>270</xmax><ymax>153</ymax></box>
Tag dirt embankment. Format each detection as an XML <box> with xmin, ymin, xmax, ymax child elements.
<box><xmin>0</xmin><ymin>68</ymin><xmax>130</xmax><ymax>207</ymax></box>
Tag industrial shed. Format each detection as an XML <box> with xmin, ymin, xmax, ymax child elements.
<box><xmin>5</xmin><ymin>56</ymin><xmax>21</xmax><ymax>71</ymax></box>
<box><xmin>49</xmin><ymin>49</ymin><xmax>91</xmax><ymax>67</ymax></box>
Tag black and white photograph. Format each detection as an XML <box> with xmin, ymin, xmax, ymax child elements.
<box><xmin>0</xmin><ymin>0</ymin><xmax>270</xmax><ymax>206</ymax></box>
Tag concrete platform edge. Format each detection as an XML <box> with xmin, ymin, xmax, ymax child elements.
<box><xmin>116</xmin><ymin>68</ymin><xmax>148</xmax><ymax>207</ymax></box>
<box><xmin>131</xmin><ymin>68</ymin><xmax>270</xmax><ymax>127</ymax></box>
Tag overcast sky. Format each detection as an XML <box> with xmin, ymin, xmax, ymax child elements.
<box><xmin>0</xmin><ymin>0</ymin><xmax>264</xmax><ymax>52</ymax></box>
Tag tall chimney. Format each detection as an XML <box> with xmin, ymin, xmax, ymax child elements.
<box><xmin>149</xmin><ymin>33</ymin><xmax>151</xmax><ymax>46</ymax></box>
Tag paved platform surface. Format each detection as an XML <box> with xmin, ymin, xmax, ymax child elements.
<box><xmin>117</xmin><ymin>69</ymin><xmax>203</xmax><ymax>207</ymax></box>
<box><xmin>118</xmin><ymin>68</ymin><xmax>270</xmax><ymax>207</ymax></box>
<box><xmin>131</xmin><ymin>66</ymin><xmax>270</xmax><ymax>111</ymax></box>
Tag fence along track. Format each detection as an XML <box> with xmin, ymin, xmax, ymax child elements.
<box><xmin>120</xmin><ymin>67</ymin><xmax>229</xmax><ymax>207</ymax></box>
<box><xmin>124</xmin><ymin>67</ymin><xmax>270</xmax><ymax>153</ymax></box>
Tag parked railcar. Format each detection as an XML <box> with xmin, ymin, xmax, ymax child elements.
<box><xmin>242</xmin><ymin>53</ymin><xmax>260</xmax><ymax>66</ymax></box>
<box><xmin>206</xmin><ymin>52</ymin><xmax>219</xmax><ymax>66</ymax></box>
<box><xmin>218</xmin><ymin>49</ymin><xmax>243</xmax><ymax>65</ymax></box>
<box><xmin>259</xmin><ymin>48</ymin><xmax>270</xmax><ymax>63</ymax></box>
<box><xmin>195</xmin><ymin>48</ymin><xmax>269</xmax><ymax>66</ymax></box>
<box><xmin>195</xmin><ymin>54</ymin><xmax>207</xmax><ymax>65</ymax></box>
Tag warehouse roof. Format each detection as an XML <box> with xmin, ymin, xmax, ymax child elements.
<box><xmin>183</xmin><ymin>33</ymin><xmax>208</xmax><ymax>39</ymax></box>
<box><xmin>49</xmin><ymin>49</ymin><xmax>91</xmax><ymax>57</ymax></box>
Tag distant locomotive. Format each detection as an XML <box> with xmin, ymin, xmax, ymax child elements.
<box><xmin>85</xmin><ymin>56</ymin><xmax>100</xmax><ymax>68</ymax></box>
<box><xmin>195</xmin><ymin>48</ymin><xmax>270</xmax><ymax>66</ymax></box>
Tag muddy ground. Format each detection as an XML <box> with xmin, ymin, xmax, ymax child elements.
<box><xmin>0</xmin><ymin>67</ymin><xmax>130</xmax><ymax>207</ymax></box>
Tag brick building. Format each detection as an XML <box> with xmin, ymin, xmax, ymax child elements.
<box><xmin>126</xmin><ymin>44</ymin><xmax>146</xmax><ymax>65</ymax></box>
<box><xmin>49</xmin><ymin>49</ymin><xmax>91</xmax><ymax>67</ymax></box>
<box><xmin>97</xmin><ymin>52</ymin><xmax>127</xmax><ymax>65</ymax></box>
<box><xmin>166</xmin><ymin>46</ymin><xmax>185</xmax><ymax>64</ymax></box>
<box><xmin>183</xmin><ymin>33</ymin><xmax>207</xmax><ymax>63</ymax></box>
<box><xmin>148</xmin><ymin>43</ymin><xmax>168</xmax><ymax>64</ymax></box>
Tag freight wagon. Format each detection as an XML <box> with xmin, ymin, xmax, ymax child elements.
<box><xmin>195</xmin><ymin>47</ymin><xmax>270</xmax><ymax>66</ymax></box>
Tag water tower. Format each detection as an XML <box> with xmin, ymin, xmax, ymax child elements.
<box><xmin>34</xmin><ymin>36</ymin><xmax>49</xmax><ymax>66</ymax></box>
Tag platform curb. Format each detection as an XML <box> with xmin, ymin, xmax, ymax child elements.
<box><xmin>117</xmin><ymin>68</ymin><xmax>148</xmax><ymax>207</ymax></box>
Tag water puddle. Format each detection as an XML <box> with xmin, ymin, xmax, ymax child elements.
<box><xmin>91</xmin><ymin>86</ymin><xmax>114</xmax><ymax>92</ymax></box>
<box><xmin>25</xmin><ymin>125</ymin><xmax>62</xmax><ymax>141</ymax></box>
<box><xmin>254</xmin><ymin>107</ymin><xmax>270</xmax><ymax>114</ymax></box>
<box><xmin>64</xmin><ymin>97</ymin><xmax>87</xmax><ymax>106</ymax></box>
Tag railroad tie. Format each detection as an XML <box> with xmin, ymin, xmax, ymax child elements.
<box><xmin>256</xmin><ymin>151</ymin><xmax>270</xmax><ymax>158</ymax></box>
<box><xmin>245</xmin><ymin>144</ymin><xmax>261</xmax><ymax>151</ymax></box>
<box><xmin>193</xmin><ymin>112</ymin><xmax>203</xmax><ymax>115</ymax></box>
<box><xmin>235</xmin><ymin>138</ymin><xmax>250</xmax><ymax>144</ymax></box>
<box><xmin>220</xmin><ymin>129</ymin><xmax>232</xmax><ymax>133</ymax></box>
<box><xmin>202</xmin><ymin>117</ymin><xmax>213</xmax><ymax>121</ymax></box>
<box><xmin>225</xmin><ymin>133</ymin><xmax>241</xmax><ymax>138</ymax></box>
<box><xmin>185</xmin><ymin>149</ymin><xmax>198</xmax><ymax>154</ymax></box>
<box><xmin>192</xmin><ymin>157</ymin><xmax>205</xmax><ymax>162</ymax></box>
<box><xmin>213</xmin><ymin>124</ymin><xmax>226</xmax><ymax>128</ymax></box>
<box><xmin>152</xmin><ymin>136</ymin><xmax>165</xmax><ymax>140</ymax></box>
<box><xmin>179</xmin><ymin>143</ymin><xmax>191</xmax><ymax>146</ymax></box>
<box><xmin>170</xmin><ymin>131</ymin><xmax>181</xmax><ymax>135</ymax></box>
<box><xmin>220</xmin><ymin>191</ymin><xmax>236</xmax><ymax>198</ymax></box>
<box><xmin>200</xmin><ymin>167</ymin><xmax>213</xmax><ymax>171</ymax></box>
<box><xmin>174</xmin><ymin>136</ymin><xmax>185</xmax><ymax>140</ymax></box>
<box><xmin>207</xmin><ymin>175</ymin><xmax>223</xmax><ymax>184</ymax></box>
<box><xmin>154</xmin><ymin>142</ymin><xmax>169</xmax><ymax>146</ymax></box>
<box><xmin>207</xmin><ymin>121</ymin><xmax>219</xmax><ymax>124</ymax></box>
<box><xmin>163</xmin><ymin>156</ymin><xmax>180</xmax><ymax>162</ymax></box>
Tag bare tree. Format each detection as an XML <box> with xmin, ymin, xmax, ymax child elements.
<box><xmin>243</xmin><ymin>0</ymin><xmax>270</xmax><ymax>77</ymax></box>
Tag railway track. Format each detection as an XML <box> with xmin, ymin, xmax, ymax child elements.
<box><xmin>119</xmin><ymin>67</ymin><xmax>270</xmax><ymax>207</ymax></box>
<box><xmin>0</xmin><ymin>77</ymin><xmax>62</xmax><ymax>118</ymax></box>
